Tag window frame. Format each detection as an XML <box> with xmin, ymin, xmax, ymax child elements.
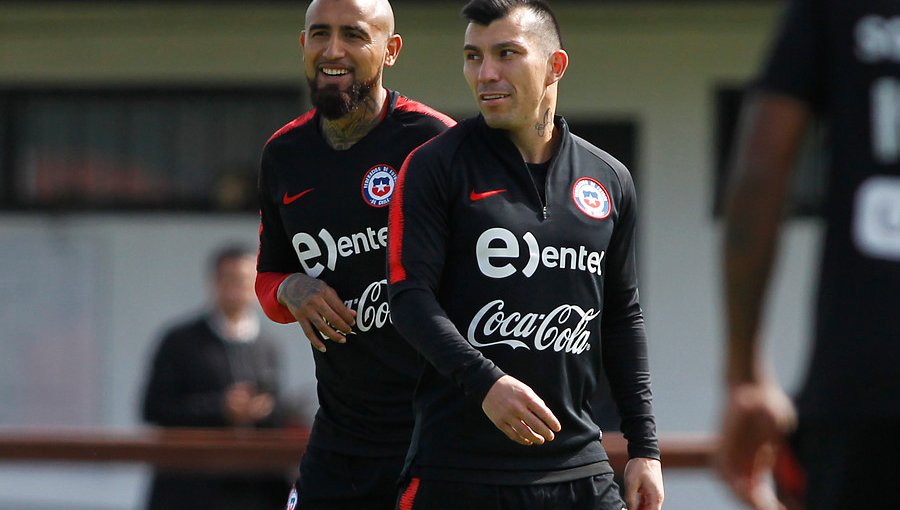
<box><xmin>0</xmin><ymin>84</ymin><xmax>306</xmax><ymax>212</ymax></box>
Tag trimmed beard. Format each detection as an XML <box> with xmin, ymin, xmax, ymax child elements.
<box><xmin>308</xmin><ymin>72</ymin><xmax>380</xmax><ymax>120</ymax></box>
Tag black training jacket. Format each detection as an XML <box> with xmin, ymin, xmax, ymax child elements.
<box><xmin>257</xmin><ymin>90</ymin><xmax>454</xmax><ymax>457</ymax></box>
<box><xmin>389</xmin><ymin>115</ymin><xmax>659</xmax><ymax>484</ymax></box>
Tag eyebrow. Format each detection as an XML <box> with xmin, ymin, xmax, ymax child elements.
<box><xmin>463</xmin><ymin>40</ymin><xmax>525</xmax><ymax>52</ymax></box>
<box><xmin>307</xmin><ymin>23</ymin><xmax>370</xmax><ymax>35</ymax></box>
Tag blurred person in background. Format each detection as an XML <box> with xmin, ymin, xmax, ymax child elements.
<box><xmin>718</xmin><ymin>0</ymin><xmax>900</xmax><ymax>509</ymax></box>
<box><xmin>253</xmin><ymin>0</ymin><xmax>454</xmax><ymax>508</ymax></box>
<box><xmin>142</xmin><ymin>243</ymin><xmax>289</xmax><ymax>510</ymax></box>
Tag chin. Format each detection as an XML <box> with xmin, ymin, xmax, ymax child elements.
<box><xmin>480</xmin><ymin>112</ymin><xmax>511</xmax><ymax>129</ymax></box>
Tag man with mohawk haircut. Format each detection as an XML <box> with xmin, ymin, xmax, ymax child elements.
<box><xmin>388</xmin><ymin>1</ymin><xmax>663</xmax><ymax>508</ymax></box>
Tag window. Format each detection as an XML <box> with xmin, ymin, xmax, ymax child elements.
<box><xmin>0</xmin><ymin>86</ymin><xmax>306</xmax><ymax>211</ymax></box>
<box><xmin>566</xmin><ymin>118</ymin><xmax>639</xmax><ymax>182</ymax></box>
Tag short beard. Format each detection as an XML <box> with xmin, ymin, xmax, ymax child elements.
<box><xmin>308</xmin><ymin>73</ymin><xmax>380</xmax><ymax>120</ymax></box>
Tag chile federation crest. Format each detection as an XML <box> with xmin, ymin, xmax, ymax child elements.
<box><xmin>361</xmin><ymin>164</ymin><xmax>398</xmax><ymax>208</ymax></box>
<box><xmin>572</xmin><ymin>177</ymin><xmax>611</xmax><ymax>219</ymax></box>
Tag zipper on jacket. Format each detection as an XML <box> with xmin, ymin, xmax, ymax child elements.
<box><xmin>524</xmin><ymin>162</ymin><xmax>550</xmax><ymax>220</ymax></box>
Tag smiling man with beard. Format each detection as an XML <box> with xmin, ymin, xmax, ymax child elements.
<box><xmin>254</xmin><ymin>0</ymin><xmax>454</xmax><ymax>508</ymax></box>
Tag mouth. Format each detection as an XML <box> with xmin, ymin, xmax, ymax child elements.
<box><xmin>316</xmin><ymin>64</ymin><xmax>353</xmax><ymax>82</ymax></box>
<box><xmin>479</xmin><ymin>92</ymin><xmax>510</xmax><ymax>103</ymax></box>
<box><xmin>320</xmin><ymin>66</ymin><xmax>350</xmax><ymax>76</ymax></box>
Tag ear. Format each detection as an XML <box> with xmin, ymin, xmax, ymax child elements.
<box><xmin>384</xmin><ymin>33</ymin><xmax>403</xmax><ymax>67</ymax></box>
<box><xmin>546</xmin><ymin>49</ymin><xmax>568</xmax><ymax>85</ymax></box>
<box><xmin>299</xmin><ymin>31</ymin><xmax>307</xmax><ymax>51</ymax></box>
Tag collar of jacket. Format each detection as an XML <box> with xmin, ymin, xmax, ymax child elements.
<box><xmin>474</xmin><ymin>113</ymin><xmax>572</xmax><ymax>171</ymax></box>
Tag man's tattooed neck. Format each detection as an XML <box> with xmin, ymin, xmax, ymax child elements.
<box><xmin>321</xmin><ymin>96</ymin><xmax>383</xmax><ymax>150</ymax></box>
<box><xmin>534</xmin><ymin>108</ymin><xmax>552</xmax><ymax>137</ymax></box>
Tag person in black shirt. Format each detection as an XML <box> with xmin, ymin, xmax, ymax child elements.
<box><xmin>255</xmin><ymin>0</ymin><xmax>454</xmax><ymax>508</ymax></box>
<box><xmin>718</xmin><ymin>1</ymin><xmax>900</xmax><ymax>509</ymax></box>
<box><xmin>387</xmin><ymin>1</ymin><xmax>663</xmax><ymax>509</ymax></box>
<box><xmin>142</xmin><ymin>244</ymin><xmax>287</xmax><ymax>510</ymax></box>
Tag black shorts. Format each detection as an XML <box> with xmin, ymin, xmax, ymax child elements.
<box><xmin>396</xmin><ymin>474</ymin><xmax>626</xmax><ymax>510</ymax></box>
<box><xmin>286</xmin><ymin>446</ymin><xmax>405</xmax><ymax>510</ymax></box>
<box><xmin>776</xmin><ymin>419</ymin><xmax>900</xmax><ymax>510</ymax></box>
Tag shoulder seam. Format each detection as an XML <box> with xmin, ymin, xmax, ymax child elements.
<box><xmin>570</xmin><ymin>133</ymin><xmax>630</xmax><ymax>190</ymax></box>
<box><xmin>266</xmin><ymin>110</ymin><xmax>316</xmax><ymax>145</ymax></box>
<box><xmin>394</xmin><ymin>95</ymin><xmax>456</xmax><ymax>127</ymax></box>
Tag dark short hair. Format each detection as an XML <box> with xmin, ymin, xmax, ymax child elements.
<box><xmin>209</xmin><ymin>243</ymin><xmax>255</xmax><ymax>277</ymax></box>
<box><xmin>462</xmin><ymin>0</ymin><xmax>563</xmax><ymax>49</ymax></box>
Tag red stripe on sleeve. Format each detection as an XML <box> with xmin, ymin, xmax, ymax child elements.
<box><xmin>255</xmin><ymin>271</ymin><xmax>296</xmax><ymax>324</ymax></box>
<box><xmin>388</xmin><ymin>143</ymin><xmax>426</xmax><ymax>284</ymax></box>
<box><xmin>397</xmin><ymin>478</ymin><xmax>421</xmax><ymax>510</ymax></box>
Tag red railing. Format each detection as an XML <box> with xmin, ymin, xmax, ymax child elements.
<box><xmin>0</xmin><ymin>428</ymin><xmax>715</xmax><ymax>473</ymax></box>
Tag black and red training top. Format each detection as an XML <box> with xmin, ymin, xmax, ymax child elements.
<box><xmin>388</xmin><ymin>115</ymin><xmax>659</xmax><ymax>484</ymax></box>
<box><xmin>256</xmin><ymin>90</ymin><xmax>453</xmax><ymax>457</ymax></box>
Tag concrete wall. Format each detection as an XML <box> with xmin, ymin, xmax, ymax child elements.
<box><xmin>0</xmin><ymin>2</ymin><xmax>818</xmax><ymax>509</ymax></box>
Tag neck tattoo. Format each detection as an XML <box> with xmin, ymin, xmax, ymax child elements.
<box><xmin>534</xmin><ymin>108</ymin><xmax>552</xmax><ymax>137</ymax></box>
<box><xmin>322</xmin><ymin>96</ymin><xmax>382</xmax><ymax>150</ymax></box>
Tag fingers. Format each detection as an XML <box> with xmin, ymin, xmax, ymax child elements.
<box><xmin>717</xmin><ymin>385</ymin><xmax>794</xmax><ymax>510</ymax></box>
<box><xmin>504</xmin><ymin>422</ymin><xmax>535</xmax><ymax>446</ymax></box>
<box><xmin>623</xmin><ymin>458</ymin><xmax>664</xmax><ymax>510</ymax></box>
<box><xmin>300</xmin><ymin>310</ymin><xmax>348</xmax><ymax>352</ymax></box>
<box><xmin>519</xmin><ymin>408</ymin><xmax>557</xmax><ymax>444</ymax></box>
<box><xmin>322</xmin><ymin>288</ymin><xmax>356</xmax><ymax>331</ymax></box>
<box><xmin>728</xmin><ymin>473</ymin><xmax>781</xmax><ymax>510</ymax></box>
<box><xmin>718</xmin><ymin>440</ymin><xmax>782</xmax><ymax>510</ymax></box>
<box><xmin>309</xmin><ymin>313</ymin><xmax>348</xmax><ymax>343</ymax></box>
<box><xmin>624</xmin><ymin>479</ymin><xmax>638</xmax><ymax>510</ymax></box>
<box><xmin>632</xmin><ymin>488</ymin><xmax>664</xmax><ymax>510</ymax></box>
<box><xmin>280</xmin><ymin>275</ymin><xmax>358</xmax><ymax>350</ymax></box>
<box><xmin>482</xmin><ymin>376</ymin><xmax>561</xmax><ymax>446</ymax></box>
<box><xmin>505</xmin><ymin>414</ymin><xmax>552</xmax><ymax>445</ymax></box>
<box><xmin>299</xmin><ymin>320</ymin><xmax>328</xmax><ymax>353</ymax></box>
<box><xmin>249</xmin><ymin>394</ymin><xmax>275</xmax><ymax>418</ymax></box>
<box><xmin>527</xmin><ymin>395</ymin><xmax>562</xmax><ymax>433</ymax></box>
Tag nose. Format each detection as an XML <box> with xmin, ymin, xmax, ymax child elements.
<box><xmin>477</xmin><ymin>55</ymin><xmax>500</xmax><ymax>83</ymax></box>
<box><xmin>322</xmin><ymin>34</ymin><xmax>345</xmax><ymax>60</ymax></box>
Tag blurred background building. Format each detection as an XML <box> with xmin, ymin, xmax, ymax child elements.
<box><xmin>0</xmin><ymin>1</ymin><xmax>818</xmax><ymax>509</ymax></box>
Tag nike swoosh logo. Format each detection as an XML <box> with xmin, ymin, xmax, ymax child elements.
<box><xmin>470</xmin><ymin>189</ymin><xmax>507</xmax><ymax>202</ymax></box>
<box><xmin>283</xmin><ymin>188</ymin><xmax>314</xmax><ymax>205</ymax></box>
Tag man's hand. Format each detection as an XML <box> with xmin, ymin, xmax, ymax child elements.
<box><xmin>224</xmin><ymin>383</ymin><xmax>275</xmax><ymax>426</ymax></box>
<box><xmin>717</xmin><ymin>381</ymin><xmax>797</xmax><ymax>510</ymax></box>
<box><xmin>624</xmin><ymin>457</ymin><xmax>664</xmax><ymax>510</ymax></box>
<box><xmin>278</xmin><ymin>273</ymin><xmax>356</xmax><ymax>352</ymax></box>
<box><xmin>481</xmin><ymin>375</ymin><xmax>561</xmax><ymax>446</ymax></box>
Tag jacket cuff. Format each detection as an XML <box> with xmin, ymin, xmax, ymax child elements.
<box><xmin>255</xmin><ymin>272</ymin><xmax>295</xmax><ymax>324</ymax></box>
<box><xmin>456</xmin><ymin>357</ymin><xmax>506</xmax><ymax>406</ymax></box>
<box><xmin>627</xmin><ymin>443</ymin><xmax>661</xmax><ymax>461</ymax></box>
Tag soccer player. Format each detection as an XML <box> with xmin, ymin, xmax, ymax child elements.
<box><xmin>718</xmin><ymin>0</ymin><xmax>900</xmax><ymax>509</ymax></box>
<box><xmin>254</xmin><ymin>0</ymin><xmax>454</xmax><ymax>508</ymax></box>
<box><xmin>387</xmin><ymin>1</ymin><xmax>664</xmax><ymax>509</ymax></box>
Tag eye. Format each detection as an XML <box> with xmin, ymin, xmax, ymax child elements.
<box><xmin>464</xmin><ymin>52</ymin><xmax>482</xmax><ymax>61</ymax></box>
<box><xmin>499</xmin><ymin>49</ymin><xmax>516</xmax><ymax>58</ymax></box>
<box><xmin>345</xmin><ymin>29</ymin><xmax>368</xmax><ymax>41</ymax></box>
